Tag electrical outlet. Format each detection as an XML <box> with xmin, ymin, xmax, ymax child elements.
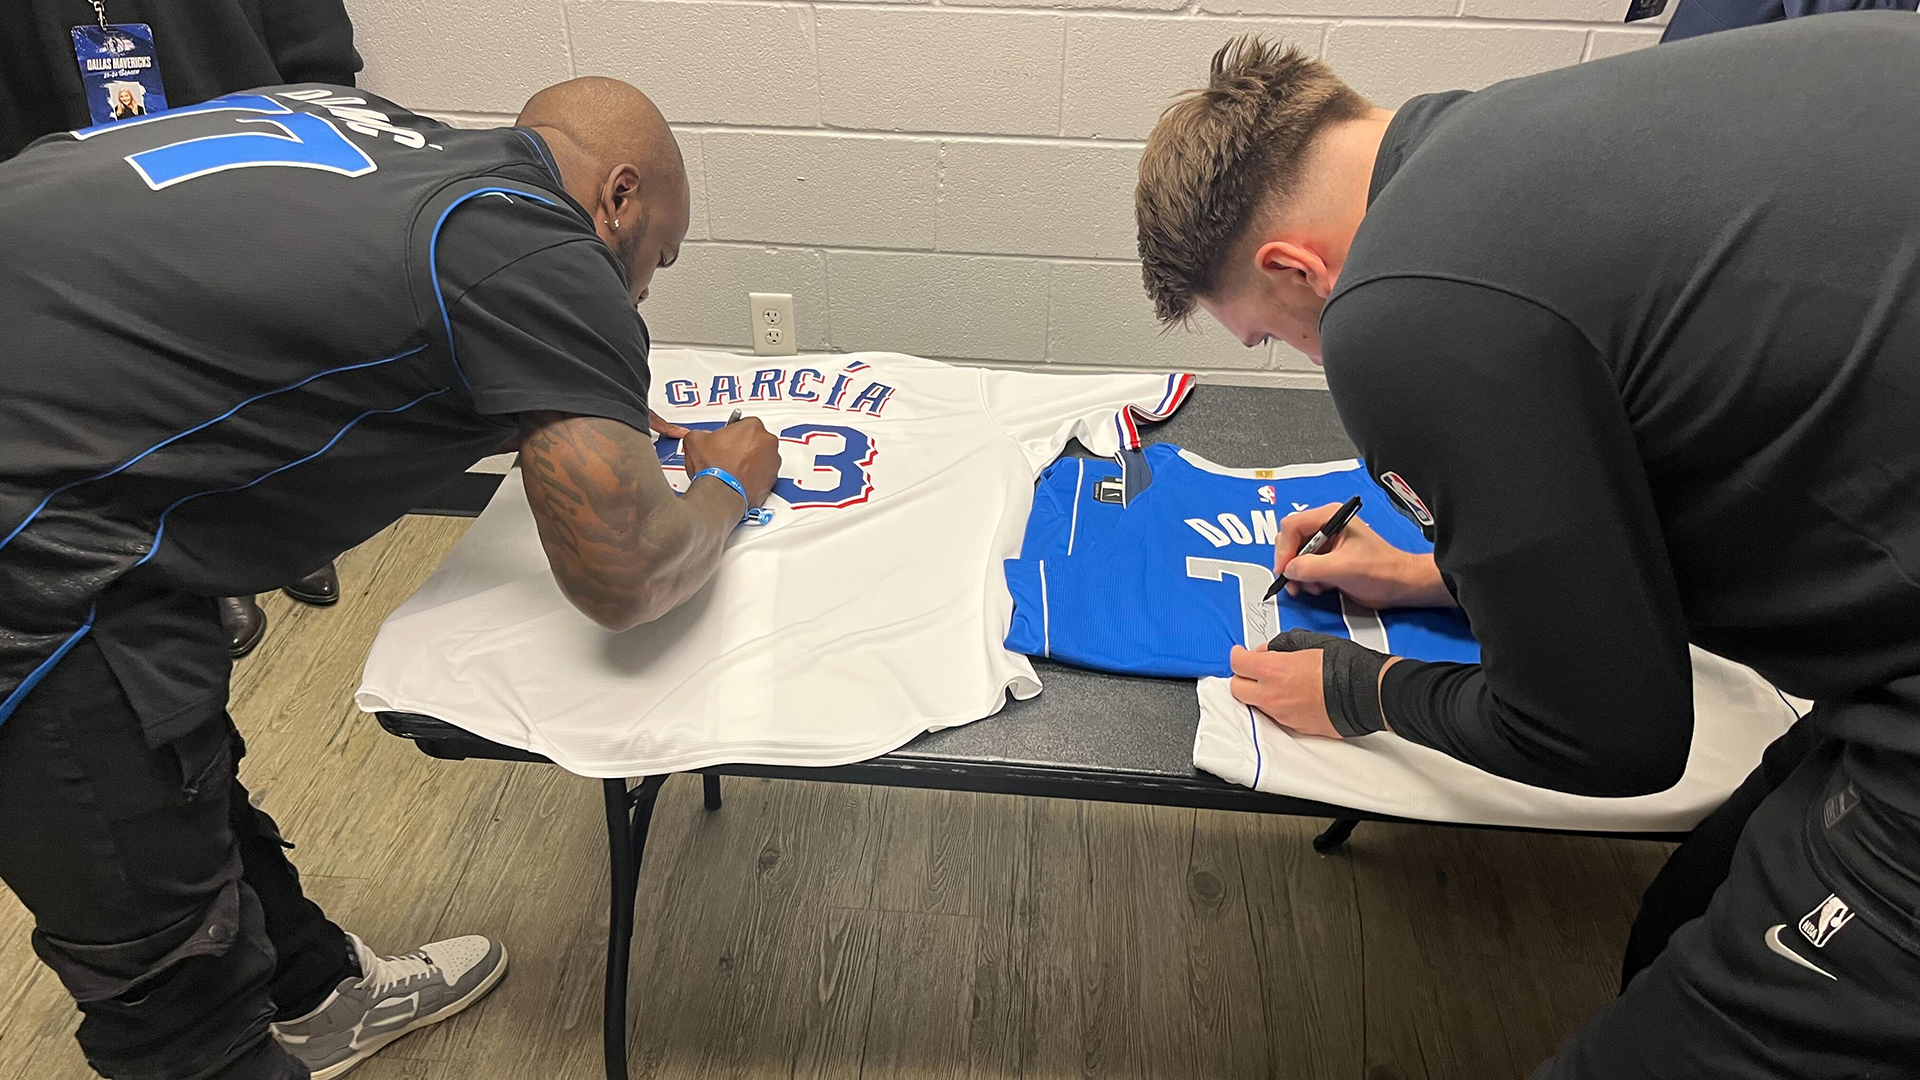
<box><xmin>749</xmin><ymin>292</ymin><xmax>796</xmax><ymax>356</ymax></box>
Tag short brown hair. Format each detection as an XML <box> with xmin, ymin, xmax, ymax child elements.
<box><xmin>1136</xmin><ymin>37</ymin><xmax>1371</xmax><ymax>325</ymax></box>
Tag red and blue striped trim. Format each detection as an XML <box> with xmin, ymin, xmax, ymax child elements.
<box><xmin>1111</xmin><ymin>372</ymin><xmax>1196</xmax><ymax>449</ymax></box>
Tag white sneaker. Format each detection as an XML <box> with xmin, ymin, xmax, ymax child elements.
<box><xmin>271</xmin><ymin>932</ymin><xmax>508</xmax><ymax>1079</ymax></box>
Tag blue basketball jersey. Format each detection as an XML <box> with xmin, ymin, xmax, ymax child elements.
<box><xmin>1003</xmin><ymin>444</ymin><xmax>1479</xmax><ymax>679</ymax></box>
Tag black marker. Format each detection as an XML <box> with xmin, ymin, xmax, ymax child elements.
<box><xmin>1263</xmin><ymin>496</ymin><xmax>1362</xmax><ymax>601</ymax></box>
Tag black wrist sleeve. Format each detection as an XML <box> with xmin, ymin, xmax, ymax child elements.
<box><xmin>1268</xmin><ymin>629</ymin><xmax>1388</xmax><ymax>738</ymax></box>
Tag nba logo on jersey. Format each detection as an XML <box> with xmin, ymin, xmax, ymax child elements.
<box><xmin>1799</xmin><ymin>894</ymin><xmax>1855</xmax><ymax>948</ymax></box>
<box><xmin>1257</xmin><ymin>485</ymin><xmax>1276</xmax><ymax>505</ymax></box>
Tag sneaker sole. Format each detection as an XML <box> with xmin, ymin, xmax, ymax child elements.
<box><xmin>309</xmin><ymin>946</ymin><xmax>511</xmax><ymax>1080</ymax></box>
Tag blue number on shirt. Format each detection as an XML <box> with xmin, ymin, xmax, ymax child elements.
<box><xmin>654</xmin><ymin>421</ymin><xmax>876</xmax><ymax>509</ymax></box>
<box><xmin>776</xmin><ymin>424</ymin><xmax>876</xmax><ymax>508</ymax></box>
<box><xmin>71</xmin><ymin>93</ymin><xmax>375</xmax><ymax>191</ymax></box>
<box><xmin>652</xmin><ymin>422</ymin><xmax>726</xmax><ymax>470</ymax></box>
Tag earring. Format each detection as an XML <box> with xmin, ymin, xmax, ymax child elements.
<box><xmin>612</xmin><ymin>218</ymin><xmax>621</xmax><ymax>230</ymax></box>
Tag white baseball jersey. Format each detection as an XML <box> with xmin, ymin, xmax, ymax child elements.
<box><xmin>357</xmin><ymin>348</ymin><xmax>1195</xmax><ymax>777</ymax></box>
<box><xmin>1193</xmin><ymin>647</ymin><xmax>1800</xmax><ymax>832</ymax></box>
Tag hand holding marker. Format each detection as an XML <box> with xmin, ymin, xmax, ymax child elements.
<box><xmin>1263</xmin><ymin>496</ymin><xmax>1363</xmax><ymax>601</ymax></box>
<box><xmin>726</xmin><ymin>408</ymin><xmax>775</xmax><ymax>527</ymax></box>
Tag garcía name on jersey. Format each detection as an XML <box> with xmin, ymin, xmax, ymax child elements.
<box><xmin>659</xmin><ymin>363</ymin><xmax>895</xmax><ymax>416</ymax></box>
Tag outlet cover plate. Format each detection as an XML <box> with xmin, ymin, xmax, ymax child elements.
<box><xmin>749</xmin><ymin>292</ymin><xmax>797</xmax><ymax>356</ymax></box>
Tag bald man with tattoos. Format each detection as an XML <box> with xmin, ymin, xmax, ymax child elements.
<box><xmin>0</xmin><ymin>76</ymin><xmax>775</xmax><ymax>1079</ymax></box>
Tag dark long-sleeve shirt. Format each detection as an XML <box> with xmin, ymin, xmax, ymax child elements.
<box><xmin>0</xmin><ymin>0</ymin><xmax>361</xmax><ymax>159</ymax></box>
<box><xmin>1321</xmin><ymin>13</ymin><xmax>1920</xmax><ymax>809</ymax></box>
<box><xmin>1660</xmin><ymin>0</ymin><xmax>1918</xmax><ymax>43</ymax></box>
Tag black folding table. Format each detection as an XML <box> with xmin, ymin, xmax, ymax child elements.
<box><xmin>383</xmin><ymin>384</ymin><xmax>1683</xmax><ymax>1080</ymax></box>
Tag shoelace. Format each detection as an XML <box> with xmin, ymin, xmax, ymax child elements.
<box><xmin>365</xmin><ymin>950</ymin><xmax>436</xmax><ymax>997</ymax></box>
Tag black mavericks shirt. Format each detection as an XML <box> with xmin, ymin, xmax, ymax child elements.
<box><xmin>0</xmin><ymin>86</ymin><xmax>653</xmax><ymax>743</ymax></box>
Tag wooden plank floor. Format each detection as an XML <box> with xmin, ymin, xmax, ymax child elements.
<box><xmin>0</xmin><ymin>514</ymin><xmax>1673</xmax><ymax>1080</ymax></box>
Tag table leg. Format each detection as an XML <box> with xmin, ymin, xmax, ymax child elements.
<box><xmin>630</xmin><ymin>776</ymin><xmax>664</xmax><ymax>868</ymax></box>
<box><xmin>703</xmin><ymin>772</ymin><xmax>723</xmax><ymax>812</ymax></box>
<box><xmin>1313</xmin><ymin>817</ymin><xmax>1360</xmax><ymax>852</ymax></box>
<box><xmin>601</xmin><ymin>779</ymin><xmax>636</xmax><ymax>1080</ymax></box>
<box><xmin>601</xmin><ymin>775</ymin><xmax>668</xmax><ymax>1080</ymax></box>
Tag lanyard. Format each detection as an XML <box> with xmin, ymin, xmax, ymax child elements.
<box><xmin>69</xmin><ymin>4</ymin><xmax>170</xmax><ymax>125</ymax></box>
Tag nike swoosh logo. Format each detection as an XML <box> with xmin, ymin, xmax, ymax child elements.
<box><xmin>1765</xmin><ymin>925</ymin><xmax>1836</xmax><ymax>980</ymax></box>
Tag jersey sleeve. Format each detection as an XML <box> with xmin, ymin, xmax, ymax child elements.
<box><xmin>1322</xmin><ymin>277</ymin><xmax>1695</xmax><ymax>798</ymax></box>
<box><xmin>435</xmin><ymin>197</ymin><xmax>653</xmax><ymax>432</ymax></box>
<box><xmin>979</xmin><ymin>368</ymin><xmax>1196</xmax><ymax>470</ymax></box>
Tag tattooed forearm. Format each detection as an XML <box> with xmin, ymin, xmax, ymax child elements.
<box><xmin>517</xmin><ymin>412</ymin><xmax>735</xmax><ymax>630</ymax></box>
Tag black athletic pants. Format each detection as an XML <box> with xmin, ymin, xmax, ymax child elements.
<box><xmin>1538</xmin><ymin>710</ymin><xmax>1920</xmax><ymax>1077</ymax></box>
<box><xmin>0</xmin><ymin>636</ymin><xmax>355</xmax><ymax>1080</ymax></box>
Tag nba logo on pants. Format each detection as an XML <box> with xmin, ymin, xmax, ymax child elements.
<box><xmin>1799</xmin><ymin>894</ymin><xmax>1855</xmax><ymax>948</ymax></box>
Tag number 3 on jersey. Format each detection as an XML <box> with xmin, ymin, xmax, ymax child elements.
<box><xmin>778</xmin><ymin>424</ymin><xmax>876</xmax><ymax>508</ymax></box>
<box><xmin>656</xmin><ymin>422</ymin><xmax>877</xmax><ymax>510</ymax></box>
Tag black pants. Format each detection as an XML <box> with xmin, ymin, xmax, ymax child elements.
<box><xmin>1538</xmin><ymin>714</ymin><xmax>1920</xmax><ymax>1077</ymax></box>
<box><xmin>0</xmin><ymin>637</ymin><xmax>354</xmax><ymax>1080</ymax></box>
<box><xmin>1617</xmin><ymin>710</ymin><xmax>1828</xmax><ymax>988</ymax></box>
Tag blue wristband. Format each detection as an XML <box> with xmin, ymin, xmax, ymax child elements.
<box><xmin>690</xmin><ymin>467</ymin><xmax>749</xmax><ymax>512</ymax></box>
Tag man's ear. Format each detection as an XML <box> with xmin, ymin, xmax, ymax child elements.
<box><xmin>1254</xmin><ymin>239</ymin><xmax>1335</xmax><ymax>300</ymax></box>
<box><xmin>600</xmin><ymin>163</ymin><xmax>643</xmax><ymax>225</ymax></box>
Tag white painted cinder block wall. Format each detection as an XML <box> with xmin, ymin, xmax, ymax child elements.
<box><xmin>342</xmin><ymin>0</ymin><xmax>1664</xmax><ymax>387</ymax></box>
